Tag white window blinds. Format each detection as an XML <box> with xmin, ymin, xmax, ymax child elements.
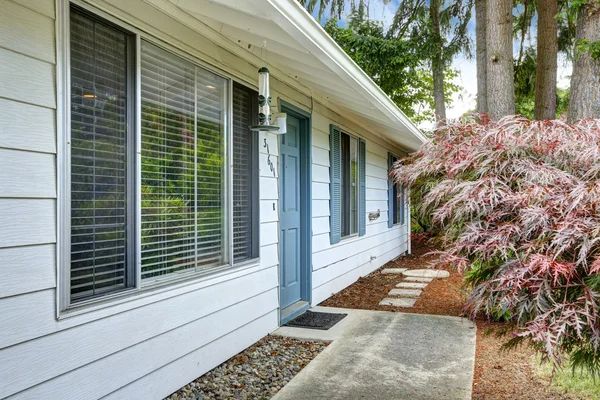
<box><xmin>140</xmin><ymin>41</ymin><xmax>227</xmax><ymax>281</ymax></box>
<box><xmin>69</xmin><ymin>8</ymin><xmax>134</xmax><ymax>302</ymax></box>
<box><xmin>232</xmin><ymin>83</ymin><xmax>258</xmax><ymax>263</ymax></box>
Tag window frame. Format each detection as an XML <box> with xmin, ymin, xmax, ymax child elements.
<box><xmin>340</xmin><ymin>131</ymin><xmax>360</xmax><ymax>239</ymax></box>
<box><xmin>389</xmin><ymin>153</ymin><xmax>404</xmax><ymax>226</ymax></box>
<box><xmin>231</xmin><ymin>82</ymin><xmax>260</xmax><ymax>265</ymax></box>
<box><xmin>57</xmin><ymin>0</ymin><xmax>261</xmax><ymax>314</ymax></box>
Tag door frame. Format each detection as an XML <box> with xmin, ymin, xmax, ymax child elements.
<box><xmin>278</xmin><ymin>99</ymin><xmax>312</xmax><ymax>324</ymax></box>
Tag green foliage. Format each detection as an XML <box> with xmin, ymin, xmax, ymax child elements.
<box><xmin>324</xmin><ymin>13</ymin><xmax>460</xmax><ymax>124</ymax></box>
<box><xmin>389</xmin><ymin>0</ymin><xmax>473</xmax><ymax>68</ymax></box>
<box><xmin>514</xmin><ymin>47</ymin><xmax>570</xmax><ymax>119</ymax></box>
<box><xmin>576</xmin><ymin>39</ymin><xmax>600</xmax><ymax>60</ymax></box>
<box><xmin>536</xmin><ymin>355</ymin><xmax>600</xmax><ymax>399</ymax></box>
<box><xmin>298</xmin><ymin>0</ymin><xmax>346</xmax><ymax>18</ymax></box>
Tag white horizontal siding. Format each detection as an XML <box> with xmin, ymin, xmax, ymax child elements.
<box><xmin>260</xmin><ymin>221</ymin><xmax>279</xmax><ymax>246</ymax></box>
<box><xmin>312</xmin><ymin>146</ymin><xmax>329</xmax><ymax>167</ymax></box>
<box><xmin>0</xmin><ymin>244</ymin><xmax>55</xmax><ymax>299</ymax></box>
<box><xmin>0</xmin><ymin>1</ymin><xmax>55</xmax><ymax>63</ymax></box>
<box><xmin>10</xmin><ymin>0</ymin><xmax>55</xmax><ymax>19</ymax></box>
<box><xmin>312</xmin><ymin>182</ymin><xmax>329</xmax><ymax>200</ymax></box>
<box><xmin>0</xmin><ymin>48</ymin><xmax>55</xmax><ymax>109</ymax></box>
<box><xmin>0</xmin><ymin>98</ymin><xmax>56</xmax><ymax>153</ymax></box>
<box><xmin>260</xmin><ymin>199</ymin><xmax>278</xmax><ymax>223</ymax></box>
<box><xmin>312</xmin><ymin>199</ymin><xmax>330</xmax><ymax>218</ymax></box>
<box><xmin>10</xmin><ymin>290</ymin><xmax>279</xmax><ymax>400</ymax></box>
<box><xmin>0</xmin><ymin>149</ymin><xmax>56</xmax><ymax>198</ymax></box>
<box><xmin>0</xmin><ymin>199</ymin><xmax>56</xmax><ymax>248</ymax></box>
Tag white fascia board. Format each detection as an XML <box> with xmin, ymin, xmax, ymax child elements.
<box><xmin>264</xmin><ymin>0</ymin><xmax>427</xmax><ymax>146</ymax></box>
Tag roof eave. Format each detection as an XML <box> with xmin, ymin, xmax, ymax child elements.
<box><xmin>265</xmin><ymin>0</ymin><xmax>427</xmax><ymax>147</ymax></box>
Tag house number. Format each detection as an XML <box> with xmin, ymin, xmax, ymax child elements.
<box><xmin>263</xmin><ymin>138</ymin><xmax>276</xmax><ymax>177</ymax></box>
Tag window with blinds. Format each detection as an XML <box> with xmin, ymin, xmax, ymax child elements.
<box><xmin>69</xmin><ymin>8</ymin><xmax>135</xmax><ymax>302</ymax></box>
<box><xmin>140</xmin><ymin>41</ymin><xmax>227</xmax><ymax>282</ymax></box>
<box><xmin>232</xmin><ymin>83</ymin><xmax>259</xmax><ymax>263</ymax></box>
<box><xmin>65</xmin><ymin>6</ymin><xmax>258</xmax><ymax>307</ymax></box>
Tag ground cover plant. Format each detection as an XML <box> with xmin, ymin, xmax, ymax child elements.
<box><xmin>392</xmin><ymin>115</ymin><xmax>600</xmax><ymax>374</ymax></box>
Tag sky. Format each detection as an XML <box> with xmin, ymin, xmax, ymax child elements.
<box><xmin>309</xmin><ymin>0</ymin><xmax>573</xmax><ymax>129</ymax></box>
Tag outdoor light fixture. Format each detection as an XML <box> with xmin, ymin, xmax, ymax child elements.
<box><xmin>249</xmin><ymin>67</ymin><xmax>286</xmax><ymax>134</ymax></box>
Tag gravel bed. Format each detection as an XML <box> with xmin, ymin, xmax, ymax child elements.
<box><xmin>165</xmin><ymin>336</ymin><xmax>328</xmax><ymax>400</ymax></box>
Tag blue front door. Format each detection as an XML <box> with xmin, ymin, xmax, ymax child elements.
<box><xmin>280</xmin><ymin>115</ymin><xmax>302</xmax><ymax>309</ymax></box>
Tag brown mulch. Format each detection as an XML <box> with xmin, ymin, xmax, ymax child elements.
<box><xmin>321</xmin><ymin>239</ymin><xmax>585</xmax><ymax>400</ymax></box>
<box><xmin>321</xmin><ymin>241</ymin><xmax>467</xmax><ymax>316</ymax></box>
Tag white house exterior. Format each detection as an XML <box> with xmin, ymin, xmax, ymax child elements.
<box><xmin>0</xmin><ymin>0</ymin><xmax>425</xmax><ymax>399</ymax></box>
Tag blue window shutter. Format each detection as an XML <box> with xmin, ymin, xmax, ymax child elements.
<box><xmin>388</xmin><ymin>152</ymin><xmax>394</xmax><ymax>228</ymax></box>
<box><xmin>329</xmin><ymin>125</ymin><xmax>342</xmax><ymax>244</ymax></box>
<box><xmin>358</xmin><ymin>139</ymin><xmax>366</xmax><ymax>236</ymax></box>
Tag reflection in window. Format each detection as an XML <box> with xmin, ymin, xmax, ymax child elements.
<box><xmin>69</xmin><ymin>8</ymin><xmax>135</xmax><ymax>302</ymax></box>
<box><xmin>140</xmin><ymin>41</ymin><xmax>227</xmax><ymax>281</ymax></box>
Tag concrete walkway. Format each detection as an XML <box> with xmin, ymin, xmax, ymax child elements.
<box><xmin>272</xmin><ymin>306</ymin><xmax>476</xmax><ymax>400</ymax></box>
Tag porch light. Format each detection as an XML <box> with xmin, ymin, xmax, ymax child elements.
<box><xmin>249</xmin><ymin>67</ymin><xmax>285</xmax><ymax>133</ymax></box>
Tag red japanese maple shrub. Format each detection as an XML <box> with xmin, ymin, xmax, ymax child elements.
<box><xmin>393</xmin><ymin>115</ymin><xmax>600</xmax><ymax>373</ymax></box>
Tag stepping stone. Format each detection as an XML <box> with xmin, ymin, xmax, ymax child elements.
<box><xmin>381</xmin><ymin>268</ymin><xmax>408</xmax><ymax>274</ymax></box>
<box><xmin>396</xmin><ymin>282</ymin><xmax>428</xmax><ymax>289</ymax></box>
<box><xmin>379</xmin><ymin>297</ymin><xmax>416</xmax><ymax>307</ymax></box>
<box><xmin>388</xmin><ymin>288</ymin><xmax>422</xmax><ymax>297</ymax></box>
<box><xmin>404</xmin><ymin>277</ymin><xmax>433</xmax><ymax>283</ymax></box>
<box><xmin>402</xmin><ymin>269</ymin><xmax>450</xmax><ymax>279</ymax></box>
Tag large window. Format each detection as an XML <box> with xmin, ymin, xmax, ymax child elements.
<box><xmin>64</xmin><ymin>6</ymin><xmax>259</xmax><ymax>307</ymax></box>
<box><xmin>329</xmin><ymin>124</ymin><xmax>366</xmax><ymax>244</ymax></box>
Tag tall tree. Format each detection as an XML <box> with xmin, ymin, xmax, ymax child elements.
<box><xmin>390</xmin><ymin>0</ymin><xmax>472</xmax><ymax>122</ymax></box>
<box><xmin>430</xmin><ymin>0</ymin><xmax>446</xmax><ymax>120</ymax></box>
<box><xmin>568</xmin><ymin>1</ymin><xmax>600</xmax><ymax>122</ymax></box>
<box><xmin>475</xmin><ymin>0</ymin><xmax>487</xmax><ymax>113</ymax></box>
<box><xmin>486</xmin><ymin>0</ymin><xmax>515</xmax><ymax>118</ymax></box>
<box><xmin>323</xmin><ymin>13</ymin><xmax>460</xmax><ymax>124</ymax></box>
<box><xmin>534</xmin><ymin>0</ymin><xmax>558</xmax><ymax>120</ymax></box>
<box><xmin>299</xmin><ymin>0</ymin><xmax>345</xmax><ymax>19</ymax></box>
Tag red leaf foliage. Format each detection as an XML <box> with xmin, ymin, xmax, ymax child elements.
<box><xmin>393</xmin><ymin>115</ymin><xmax>600</xmax><ymax>369</ymax></box>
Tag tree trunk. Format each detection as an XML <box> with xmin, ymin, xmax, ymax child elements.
<box><xmin>516</xmin><ymin>0</ymin><xmax>529</xmax><ymax>68</ymax></box>
<box><xmin>568</xmin><ymin>3</ymin><xmax>600</xmax><ymax>122</ymax></box>
<box><xmin>534</xmin><ymin>0</ymin><xmax>558</xmax><ymax>120</ymax></box>
<box><xmin>475</xmin><ymin>0</ymin><xmax>488</xmax><ymax>113</ymax></box>
<box><xmin>486</xmin><ymin>0</ymin><xmax>515</xmax><ymax>119</ymax></box>
<box><xmin>430</xmin><ymin>0</ymin><xmax>446</xmax><ymax>121</ymax></box>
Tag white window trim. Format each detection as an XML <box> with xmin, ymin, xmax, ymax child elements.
<box><xmin>389</xmin><ymin>152</ymin><xmax>404</xmax><ymax>227</ymax></box>
<box><xmin>56</xmin><ymin>0</ymin><xmax>261</xmax><ymax>317</ymax></box>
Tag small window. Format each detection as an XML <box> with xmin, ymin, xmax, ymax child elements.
<box><xmin>388</xmin><ymin>153</ymin><xmax>405</xmax><ymax>226</ymax></box>
<box><xmin>340</xmin><ymin>132</ymin><xmax>359</xmax><ymax>237</ymax></box>
<box><xmin>232</xmin><ymin>82</ymin><xmax>259</xmax><ymax>263</ymax></box>
<box><xmin>329</xmin><ymin>125</ymin><xmax>365</xmax><ymax>244</ymax></box>
<box><xmin>69</xmin><ymin>7</ymin><xmax>136</xmax><ymax>302</ymax></box>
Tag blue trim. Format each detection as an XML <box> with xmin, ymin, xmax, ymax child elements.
<box><xmin>329</xmin><ymin>125</ymin><xmax>342</xmax><ymax>244</ymax></box>
<box><xmin>279</xmin><ymin>99</ymin><xmax>313</xmax><ymax>314</ymax></box>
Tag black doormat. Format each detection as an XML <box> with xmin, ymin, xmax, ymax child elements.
<box><xmin>284</xmin><ymin>311</ymin><xmax>347</xmax><ymax>330</ymax></box>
